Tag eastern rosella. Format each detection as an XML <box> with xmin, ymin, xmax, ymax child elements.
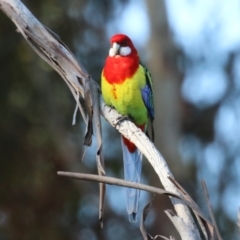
<box><xmin>101</xmin><ymin>34</ymin><xmax>154</xmax><ymax>222</ymax></box>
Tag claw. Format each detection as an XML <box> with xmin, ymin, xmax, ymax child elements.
<box><xmin>115</xmin><ymin>115</ymin><xmax>132</xmax><ymax>127</ymax></box>
<box><xmin>108</xmin><ymin>105</ymin><xmax>115</xmax><ymax>113</ymax></box>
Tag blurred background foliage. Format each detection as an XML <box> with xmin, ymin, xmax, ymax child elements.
<box><xmin>0</xmin><ymin>0</ymin><xmax>239</xmax><ymax>239</ymax></box>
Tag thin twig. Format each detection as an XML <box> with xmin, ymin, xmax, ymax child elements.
<box><xmin>237</xmin><ymin>208</ymin><xmax>240</xmax><ymax>234</ymax></box>
<box><xmin>202</xmin><ymin>180</ymin><xmax>222</xmax><ymax>240</ymax></box>
<box><xmin>58</xmin><ymin>171</ymin><xmax>177</xmax><ymax>197</ymax></box>
<box><xmin>57</xmin><ymin>170</ymin><xmax>213</xmax><ymax>228</ymax></box>
<box><xmin>140</xmin><ymin>195</ymin><xmax>156</xmax><ymax>240</ymax></box>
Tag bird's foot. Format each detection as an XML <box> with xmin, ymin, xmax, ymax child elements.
<box><xmin>108</xmin><ymin>105</ymin><xmax>115</xmax><ymax>113</ymax></box>
<box><xmin>115</xmin><ymin>115</ymin><xmax>132</xmax><ymax>127</ymax></box>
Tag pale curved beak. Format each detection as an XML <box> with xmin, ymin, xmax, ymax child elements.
<box><xmin>109</xmin><ymin>42</ymin><xmax>120</xmax><ymax>57</ymax></box>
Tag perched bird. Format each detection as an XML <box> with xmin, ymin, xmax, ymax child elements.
<box><xmin>101</xmin><ymin>34</ymin><xmax>154</xmax><ymax>222</ymax></box>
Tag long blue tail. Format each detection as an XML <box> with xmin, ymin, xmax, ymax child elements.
<box><xmin>121</xmin><ymin>136</ymin><xmax>142</xmax><ymax>222</ymax></box>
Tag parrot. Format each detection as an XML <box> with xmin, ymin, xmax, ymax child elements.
<box><xmin>101</xmin><ymin>34</ymin><xmax>154</xmax><ymax>222</ymax></box>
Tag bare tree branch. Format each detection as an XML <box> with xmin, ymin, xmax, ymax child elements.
<box><xmin>165</xmin><ymin>210</ymin><xmax>193</xmax><ymax>240</ymax></box>
<box><xmin>101</xmin><ymin>101</ymin><xmax>200</xmax><ymax>239</ymax></box>
<box><xmin>0</xmin><ymin>0</ymin><xmax>107</xmax><ymax>225</ymax></box>
<box><xmin>170</xmin><ymin>177</ymin><xmax>215</xmax><ymax>240</ymax></box>
<box><xmin>57</xmin><ymin>170</ymin><xmax>213</xmax><ymax>228</ymax></box>
<box><xmin>91</xmin><ymin>82</ymin><xmax>106</xmax><ymax>228</ymax></box>
<box><xmin>58</xmin><ymin>171</ymin><xmax>179</xmax><ymax>197</ymax></box>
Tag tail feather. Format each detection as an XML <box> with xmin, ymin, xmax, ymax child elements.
<box><xmin>121</xmin><ymin>136</ymin><xmax>142</xmax><ymax>222</ymax></box>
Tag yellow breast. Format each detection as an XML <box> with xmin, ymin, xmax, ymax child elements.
<box><xmin>101</xmin><ymin>65</ymin><xmax>148</xmax><ymax>125</ymax></box>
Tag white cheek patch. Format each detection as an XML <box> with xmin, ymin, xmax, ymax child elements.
<box><xmin>109</xmin><ymin>48</ymin><xmax>115</xmax><ymax>57</ymax></box>
<box><xmin>120</xmin><ymin>46</ymin><xmax>131</xmax><ymax>56</ymax></box>
<box><xmin>109</xmin><ymin>42</ymin><xmax>120</xmax><ymax>57</ymax></box>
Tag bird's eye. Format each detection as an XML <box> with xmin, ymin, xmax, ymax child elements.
<box><xmin>122</xmin><ymin>40</ymin><xmax>128</xmax><ymax>46</ymax></box>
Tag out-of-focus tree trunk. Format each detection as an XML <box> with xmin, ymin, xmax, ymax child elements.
<box><xmin>145</xmin><ymin>0</ymin><xmax>182</xmax><ymax>173</ymax></box>
<box><xmin>144</xmin><ymin>2</ymin><xmax>188</xmax><ymax>237</ymax></box>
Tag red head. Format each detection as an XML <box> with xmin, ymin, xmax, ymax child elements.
<box><xmin>103</xmin><ymin>34</ymin><xmax>139</xmax><ymax>84</ymax></box>
<box><xmin>109</xmin><ymin>34</ymin><xmax>138</xmax><ymax>57</ymax></box>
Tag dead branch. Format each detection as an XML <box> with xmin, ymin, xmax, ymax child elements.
<box><xmin>57</xmin><ymin>171</ymin><xmax>213</xmax><ymax>228</ymax></box>
<box><xmin>202</xmin><ymin>180</ymin><xmax>222</xmax><ymax>240</ymax></box>
<box><xmin>58</xmin><ymin>171</ymin><xmax>179</xmax><ymax>198</ymax></box>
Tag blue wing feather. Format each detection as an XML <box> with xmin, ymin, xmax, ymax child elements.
<box><xmin>140</xmin><ymin>63</ymin><xmax>154</xmax><ymax>141</ymax></box>
<box><xmin>140</xmin><ymin>63</ymin><xmax>154</xmax><ymax>121</ymax></box>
